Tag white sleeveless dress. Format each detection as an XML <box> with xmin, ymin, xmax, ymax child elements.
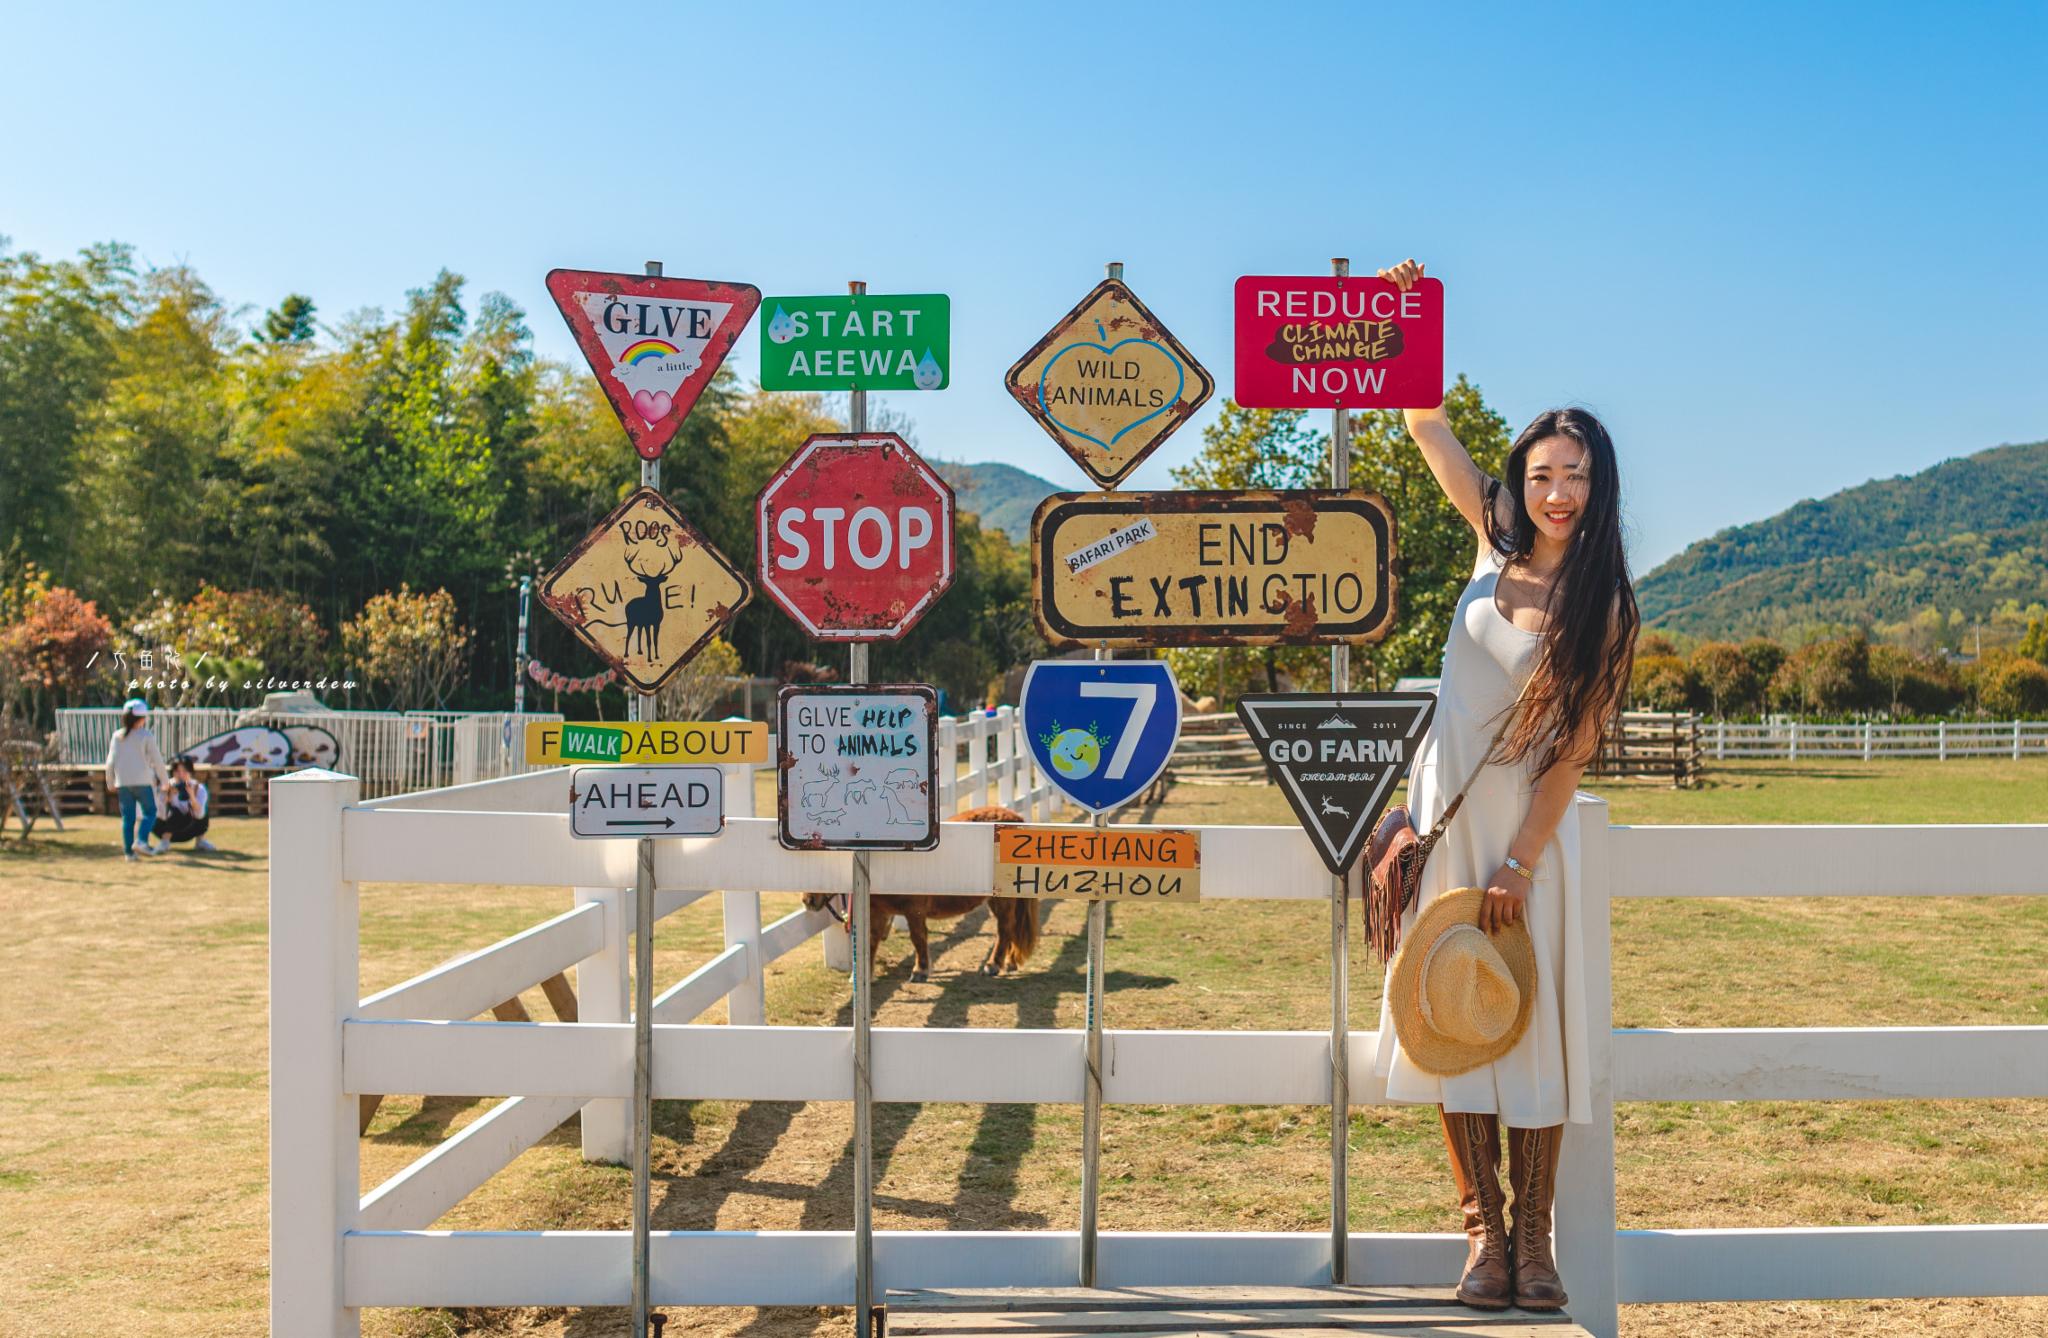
<box><xmin>1372</xmin><ymin>542</ymin><xmax>1593</xmax><ymax>1127</ymax></box>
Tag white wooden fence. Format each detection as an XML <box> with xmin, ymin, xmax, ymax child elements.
<box><xmin>1706</xmin><ymin>719</ymin><xmax>2048</xmax><ymax>759</ymax></box>
<box><xmin>270</xmin><ymin>756</ymin><xmax>2048</xmax><ymax>1335</ymax></box>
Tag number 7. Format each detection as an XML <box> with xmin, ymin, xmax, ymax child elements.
<box><xmin>1079</xmin><ymin>680</ymin><xmax>1155</xmax><ymax>780</ymax></box>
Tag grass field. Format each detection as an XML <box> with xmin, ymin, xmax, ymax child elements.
<box><xmin>2</xmin><ymin>758</ymin><xmax>2045</xmax><ymax>1338</ymax></box>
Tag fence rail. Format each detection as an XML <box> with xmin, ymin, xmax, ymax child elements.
<box><xmin>1705</xmin><ymin>718</ymin><xmax>2048</xmax><ymax>760</ymax></box>
<box><xmin>270</xmin><ymin>761</ymin><xmax>2048</xmax><ymax>1337</ymax></box>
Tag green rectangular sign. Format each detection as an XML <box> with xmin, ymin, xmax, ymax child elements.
<box><xmin>759</xmin><ymin>293</ymin><xmax>950</xmax><ymax>391</ymax></box>
<box><xmin>558</xmin><ymin>723</ymin><xmax>625</xmax><ymax>763</ymax></box>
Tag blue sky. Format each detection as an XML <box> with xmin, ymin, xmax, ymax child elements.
<box><xmin>4</xmin><ymin>2</ymin><xmax>2043</xmax><ymax>569</ymax></box>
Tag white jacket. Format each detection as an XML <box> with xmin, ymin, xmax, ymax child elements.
<box><xmin>105</xmin><ymin>727</ymin><xmax>169</xmax><ymax>790</ymax></box>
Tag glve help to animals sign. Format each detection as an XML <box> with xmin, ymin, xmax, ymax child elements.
<box><xmin>759</xmin><ymin>293</ymin><xmax>950</xmax><ymax>392</ymax></box>
<box><xmin>777</xmin><ymin>685</ymin><xmax>939</xmax><ymax>851</ymax></box>
<box><xmin>1232</xmin><ymin>274</ymin><xmax>1443</xmax><ymax>410</ymax></box>
<box><xmin>1032</xmin><ymin>490</ymin><xmax>1397</xmax><ymax>648</ymax></box>
<box><xmin>1005</xmin><ymin>278</ymin><xmax>1213</xmax><ymax>489</ymax></box>
<box><xmin>756</xmin><ymin>434</ymin><xmax>955</xmax><ymax>641</ymax></box>
<box><xmin>546</xmin><ymin>269</ymin><xmax>761</xmax><ymax>460</ymax></box>
<box><xmin>539</xmin><ymin>488</ymin><xmax>751</xmax><ymax>693</ymax></box>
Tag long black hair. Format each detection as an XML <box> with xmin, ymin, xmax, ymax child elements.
<box><xmin>1483</xmin><ymin>407</ymin><xmax>1640</xmax><ymax>775</ymax></box>
<box><xmin>120</xmin><ymin>709</ymin><xmax>144</xmax><ymax>737</ymax></box>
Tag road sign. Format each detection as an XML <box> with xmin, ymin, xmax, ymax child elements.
<box><xmin>1005</xmin><ymin>278</ymin><xmax>1213</xmax><ymax>489</ymax></box>
<box><xmin>756</xmin><ymin>433</ymin><xmax>956</xmax><ymax>641</ymax></box>
<box><xmin>777</xmin><ymin>684</ymin><xmax>939</xmax><ymax>850</ymax></box>
<box><xmin>570</xmin><ymin>765</ymin><xmax>723</xmax><ymax>839</ymax></box>
<box><xmin>539</xmin><ymin>487</ymin><xmax>751</xmax><ymax>693</ymax></box>
<box><xmin>1232</xmin><ymin>275</ymin><xmax>1444</xmax><ymax>410</ymax></box>
<box><xmin>1020</xmin><ymin>659</ymin><xmax>1181</xmax><ymax>816</ymax></box>
<box><xmin>991</xmin><ymin>824</ymin><xmax>1200</xmax><ymax>901</ymax></box>
<box><xmin>527</xmin><ymin>719</ymin><xmax>768</xmax><ymax>766</ymax></box>
<box><xmin>1234</xmin><ymin>693</ymin><xmax>1438</xmax><ymax>875</ymax></box>
<box><xmin>545</xmin><ymin>269</ymin><xmax>761</xmax><ymax>460</ymax></box>
<box><xmin>760</xmin><ymin>293</ymin><xmax>950</xmax><ymax>391</ymax></box>
<box><xmin>1032</xmin><ymin>490</ymin><xmax>1398</xmax><ymax>648</ymax></box>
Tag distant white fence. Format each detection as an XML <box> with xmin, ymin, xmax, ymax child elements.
<box><xmin>270</xmin><ymin>755</ymin><xmax>2048</xmax><ymax>1337</ymax></box>
<box><xmin>1705</xmin><ymin>719</ymin><xmax>2048</xmax><ymax>760</ymax></box>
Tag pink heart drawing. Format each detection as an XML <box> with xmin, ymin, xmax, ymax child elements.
<box><xmin>631</xmin><ymin>388</ymin><xmax>674</xmax><ymax>423</ymax></box>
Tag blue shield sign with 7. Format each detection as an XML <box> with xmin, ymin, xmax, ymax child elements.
<box><xmin>1020</xmin><ymin>659</ymin><xmax>1182</xmax><ymax>815</ymax></box>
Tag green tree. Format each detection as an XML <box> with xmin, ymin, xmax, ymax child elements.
<box><xmin>1688</xmin><ymin>641</ymin><xmax>1756</xmax><ymax>717</ymax></box>
<box><xmin>342</xmin><ymin>585</ymin><xmax>470</xmax><ymax>709</ymax></box>
<box><xmin>1972</xmin><ymin>651</ymin><xmax>2048</xmax><ymax>717</ymax></box>
<box><xmin>1351</xmin><ymin>375</ymin><xmax>1513</xmax><ymax>688</ymax></box>
<box><xmin>1769</xmin><ymin>634</ymin><xmax>1874</xmax><ymax>715</ymax></box>
<box><xmin>257</xmin><ymin>294</ymin><xmax>318</xmax><ymax>344</ymax></box>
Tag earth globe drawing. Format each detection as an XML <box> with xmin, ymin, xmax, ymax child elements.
<box><xmin>1046</xmin><ymin>725</ymin><xmax>1106</xmax><ymax>781</ymax></box>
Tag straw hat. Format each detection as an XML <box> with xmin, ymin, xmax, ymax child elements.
<box><xmin>1387</xmin><ymin>887</ymin><xmax>1536</xmax><ymax>1077</ymax></box>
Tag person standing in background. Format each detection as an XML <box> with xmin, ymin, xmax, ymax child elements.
<box><xmin>105</xmin><ymin>698</ymin><xmax>170</xmax><ymax>861</ymax></box>
<box><xmin>152</xmin><ymin>755</ymin><xmax>216</xmax><ymax>854</ymax></box>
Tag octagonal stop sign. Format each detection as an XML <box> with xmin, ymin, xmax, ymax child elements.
<box><xmin>756</xmin><ymin>433</ymin><xmax>955</xmax><ymax>641</ymax></box>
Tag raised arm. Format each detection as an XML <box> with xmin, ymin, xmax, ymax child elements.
<box><xmin>1376</xmin><ymin>259</ymin><xmax>1500</xmax><ymax>539</ymax></box>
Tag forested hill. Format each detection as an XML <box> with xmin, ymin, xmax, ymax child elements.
<box><xmin>933</xmin><ymin>461</ymin><xmax>1062</xmax><ymax>540</ymax></box>
<box><xmin>1639</xmin><ymin>439</ymin><xmax>2048</xmax><ymax>638</ymax></box>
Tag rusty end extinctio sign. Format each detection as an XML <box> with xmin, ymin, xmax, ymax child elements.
<box><xmin>1030</xmin><ymin>489</ymin><xmax>1397</xmax><ymax>648</ymax></box>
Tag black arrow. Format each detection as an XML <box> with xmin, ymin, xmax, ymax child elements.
<box><xmin>605</xmin><ymin>816</ymin><xmax>677</xmax><ymax>829</ymax></box>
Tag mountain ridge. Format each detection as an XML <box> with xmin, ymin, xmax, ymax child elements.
<box><xmin>932</xmin><ymin>460</ymin><xmax>1064</xmax><ymax>540</ymax></box>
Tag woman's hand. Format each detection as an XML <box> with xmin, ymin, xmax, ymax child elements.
<box><xmin>1479</xmin><ymin>862</ymin><xmax>1528</xmax><ymax>935</ymax></box>
<box><xmin>1377</xmin><ymin>258</ymin><xmax>1425</xmax><ymax>291</ymax></box>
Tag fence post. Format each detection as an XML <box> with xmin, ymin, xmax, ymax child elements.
<box><xmin>995</xmin><ymin>706</ymin><xmax>1016</xmax><ymax>807</ymax></box>
<box><xmin>1789</xmin><ymin>720</ymin><xmax>1798</xmax><ymax>761</ymax></box>
<box><xmin>1556</xmin><ymin>794</ymin><xmax>1618</xmax><ymax>1338</ymax></box>
<box><xmin>722</xmin><ymin>761</ymin><xmax>766</xmax><ymax>1025</ymax></box>
<box><xmin>269</xmin><ymin>768</ymin><xmax>362</xmax><ymax>1338</ymax></box>
<box><xmin>1939</xmin><ymin>720</ymin><xmax>1947</xmax><ymax>761</ymax></box>
<box><xmin>937</xmin><ymin>716</ymin><xmax>958</xmax><ymax>815</ymax></box>
<box><xmin>973</xmin><ymin>713</ymin><xmax>991</xmax><ymax>808</ymax></box>
<box><xmin>577</xmin><ymin>883</ymin><xmax>631</xmax><ymax>1164</ymax></box>
<box><xmin>1864</xmin><ymin>721</ymin><xmax>1873</xmax><ymax>761</ymax></box>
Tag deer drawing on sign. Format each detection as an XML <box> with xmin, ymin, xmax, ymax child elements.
<box><xmin>623</xmin><ymin>542</ymin><xmax>680</xmax><ymax>661</ymax></box>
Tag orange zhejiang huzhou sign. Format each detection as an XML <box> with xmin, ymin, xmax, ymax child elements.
<box><xmin>990</xmin><ymin>824</ymin><xmax>1200</xmax><ymax>901</ymax></box>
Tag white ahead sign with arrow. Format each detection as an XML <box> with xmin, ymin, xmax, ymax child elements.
<box><xmin>569</xmin><ymin>765</ymin><xmax>724</xmax><ymax>839</ymax></box>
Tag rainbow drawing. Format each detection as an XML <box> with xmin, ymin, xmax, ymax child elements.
<box><xmin>620</xmin><ymin>338</ymin><xmax>679</xmax><ymax>366</ymax></box>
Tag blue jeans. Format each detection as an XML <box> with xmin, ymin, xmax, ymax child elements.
<box><xmin>118</xmin><ymin>785</ymin><xmax>158</xmax><ymax>852</ymax></box>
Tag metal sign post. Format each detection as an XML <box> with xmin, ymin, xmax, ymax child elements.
<box><xmin>1327</xmin><ymin>259</ymin><xmax>1351</xmax><ymax>1286</ymax></box>
<box><xmin>633</xmin><ymin>258</ymin><xmax>661</xmax><ymax>1338</ymax></box>
<box><xmin>848</xmin><ymin>278</ymin><xmax>877</xmax><ymax>1338</ymax></box>
<box><xmin>1081</xmin><ymin>260</ymin><xmax>1118</xmax><ymax>1289</ymax></box>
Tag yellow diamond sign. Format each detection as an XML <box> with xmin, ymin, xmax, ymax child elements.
<box><xmin>539</xmin><ymin>487</ymin><xmax>751</xmax><ymax>693</ymax></box>
<box><xmin>1005</xmin><ymin>277</ymin><xmax>1214</xmax><ymax>489</ymax></box>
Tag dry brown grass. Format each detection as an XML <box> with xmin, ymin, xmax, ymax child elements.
<box><xmin>3</xmin><ymin>756</ymin><xmax>2046</xmax><ymax>1337</ymax></box>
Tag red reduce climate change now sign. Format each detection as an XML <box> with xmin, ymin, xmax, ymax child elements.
<box><xmin>1232</xmin><ymin>275</ymin><xmax>1444</xmax><ymax>410</ymax></box>
<box><xmin>756</xmin><ymin>433</ymin><xmax>956</xmax><ymax>641</ymax></box>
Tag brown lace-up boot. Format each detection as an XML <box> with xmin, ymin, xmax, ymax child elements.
<box><xmin>1506</xmin><ymin>1124</ymin><xmax>1568</xmax><ymax>1310</ymax></box>
<box><xmin>1438</xmin><ymin>1108</ymin><xmax>1512</xmax><ymax>1310</ymax></box>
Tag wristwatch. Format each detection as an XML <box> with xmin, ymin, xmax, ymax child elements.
<box><xmin>1504</xmin><ymin>855</ymin><xmax>1537</xmax><ymax>883</ymax></box>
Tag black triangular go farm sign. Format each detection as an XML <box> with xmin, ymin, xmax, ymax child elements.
<box><xmin>1235</xmin><ymin>693</ymin><xmax>1438</xmax><ymax>875</ymax></box>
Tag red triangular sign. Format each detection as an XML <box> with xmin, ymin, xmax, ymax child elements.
<box><xmin>545</xmin><ymin>269</ymin><xmax>761</xmax><ymax>460</ymax></box>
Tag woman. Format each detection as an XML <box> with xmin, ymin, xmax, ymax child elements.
<box><xmin>104</xmin><ymin>697</ymin><xmax>170</xmax><ymax>861</ymax></box>
<box><xmin>152</xmin><ymin>755</ymin><xmax>216</xmax><ymax>854</ymax></box>
<box><xmin>1372</xmin><ymin>258</ymin><xmax>1638</xmax><ymax>1312</ymax></box>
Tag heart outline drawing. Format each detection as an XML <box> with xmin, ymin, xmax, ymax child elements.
<box><xmin>1037</xmin><ymin>337</ymin><xmax>1185</xmax><ymax>451</ymax></box>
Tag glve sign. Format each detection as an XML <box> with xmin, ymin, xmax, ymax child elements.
<box><xmin>1006</xmin><ymin>278</ymin><xmax>1213</xmax><ymax>489</ymax></box>
<box><xmin>546</xmin><ymin>269</ymin><xmax>761</xmax><ymax>459</ymax></box>
<box><xmin>1232</xmin><ymin>275</ymin><xmax>1443</xmax><ymax>410</ymax></box>
<box><xmin>777</xmin><ymin>685</ymin><xmax>939</xmax><ymax>851</ymax></box>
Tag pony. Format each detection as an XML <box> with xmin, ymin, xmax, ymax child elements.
<box><xmin>804</xmin><ymin>805</ymin><xmax>1040</xmax><ymax>983</ymax></box>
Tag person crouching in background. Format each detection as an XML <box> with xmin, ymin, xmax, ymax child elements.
<box><xmin>105</xmin><ymin>697</ymin><xmax>170</xmax><ymax>861</ymax></box>
<box><xmin>151</xmin><ymin>755</ymin><xmax>216</xmax><ymax>854</ymax></box>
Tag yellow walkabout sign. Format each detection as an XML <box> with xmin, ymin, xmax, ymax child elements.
<box><xmin>526</xmin><ymin>720</ymin><xmax>768</xmax><ymax>766</ymax></box>
<box><xmin>990</xmin><ymin>823</ymin><xmax>1201</xmax><ymax>901</ymax></box>
<box><xmin>1031</xmin><ymin>489</ymin><xmax>1398</xmax><ymax>648</ymax></box>
<box><xmin>539</xmin><ymin>487</ymin><xmax>752</xmax><ymax>693</ymax></box>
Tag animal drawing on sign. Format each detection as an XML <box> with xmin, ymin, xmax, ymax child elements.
<box><xmin>801</xmin><ymin>764</ymin><xmax>847</xmax><ymax>826</ymax></box>
<box><xmin>622</xmin><ymin>541</ymin><xmax>680</xmax><ymax>662</ymax></box>
<box><xmin>846</xmin><ymin>779</ymin><xmax>877</xmax><ymax>807</ymax></box>
<box><xmin>1320</xmin><ymin>795</ymin><xmax>1350</xmax><ymax>819</ymax></box>
<box><xmin>882</xmin><ymin>768</ymin><xmax>921</xmax><ymax>825</ymax></box>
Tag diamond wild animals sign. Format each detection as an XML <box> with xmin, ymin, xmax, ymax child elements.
<box><xmin>1234</xmin><ymin>693</ymin><xmax>1437</xmax><ymax>875</ymax></box>
<box><xmin>539</xmin><ymin>488</ymin><xmax>752</xmax><ymax>693</ymax></box>
<box><xmin>545</xmin><ymin>269</ymin><xmax>761</xmax><ymax>460</ymax></box>
<box><xmin>1005</xmin><ymin>278</ymin><xmax>1213</xmax><ymax>489</ymax></box>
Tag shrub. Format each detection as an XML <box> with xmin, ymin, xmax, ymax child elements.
<box><xmin>1630</xmin><ymin>654</ymin><xmax>1694</xmax><ymax>711</ymax></box>
<box><xmin>1972</xmin><ymin>651</ymin><xmax>2048</xmax><ymax>717</ymax></box>
<box><xmin>342</xmin><ymin>585</ymin><xmax>469</xmax><ymax>709</ymax></box>
<box><xmin>1688</xmin><ymin>641</ymin><xmax>1758</xmax><ymax>717</ymax></box>
<box><xmin>0</xmin><ymin>584</ymin><xmax>113</xmax><ymax>719</ymax></box>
